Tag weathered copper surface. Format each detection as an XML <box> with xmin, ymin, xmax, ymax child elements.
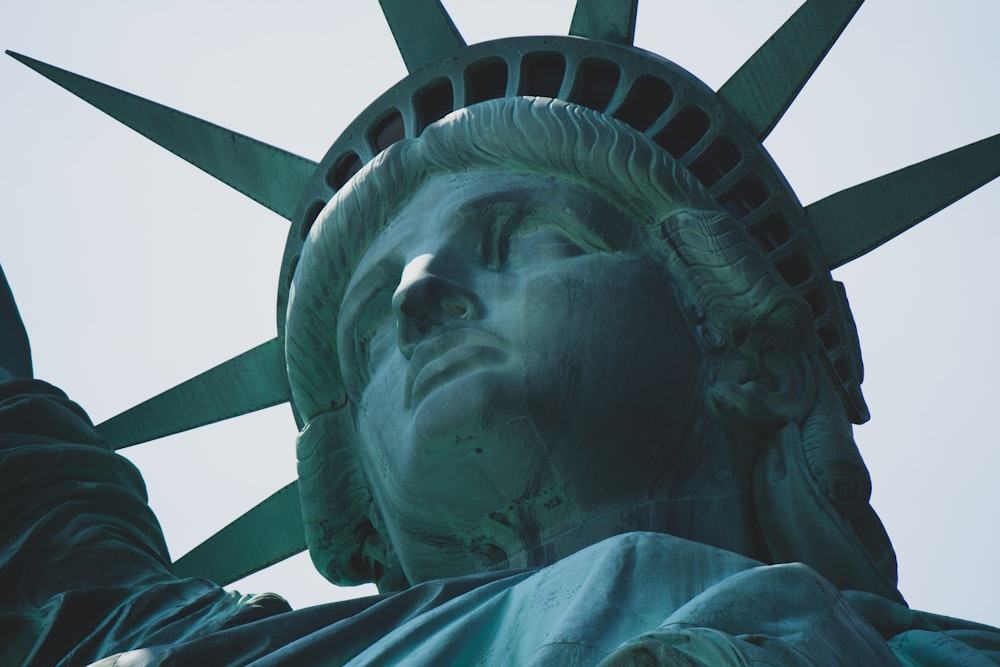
<box><xmin>2</xmin><ymin>1</ymin><xmax>999</xmax><ymax>664</ymax></box>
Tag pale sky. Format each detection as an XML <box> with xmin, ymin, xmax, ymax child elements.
<box><xmin>2</xmin><ymin>0</ymin><xmax>999</xmax><ymax>627</ymax></box>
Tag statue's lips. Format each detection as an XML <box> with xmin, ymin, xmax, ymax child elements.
<box><xmin>405</xmin><ymin>329</ymin><xmax>507</xmax><ymax>407</ymax></box>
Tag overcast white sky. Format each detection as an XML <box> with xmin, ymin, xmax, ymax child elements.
<box><xmin>2</xmin><ymin>0</ymin><xmax>999</xmax><ymax>627</ymax></box>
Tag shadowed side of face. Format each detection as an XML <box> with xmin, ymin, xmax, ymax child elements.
<box><xmin>336</xmin><ymin>170</ymin><xmax>706</xmax><ymax>583</ymax></box>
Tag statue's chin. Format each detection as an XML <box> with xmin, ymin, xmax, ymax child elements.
<box><xmin>469</xmin><ymin>506</ymin><xmax>671</xmax><ymax>575</ymax></box>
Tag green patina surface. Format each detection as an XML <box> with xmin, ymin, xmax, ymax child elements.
<box><xmin>2</xmin><ymin>1</ymin><xmax>1000</xmax><ymax>664</ymax></box>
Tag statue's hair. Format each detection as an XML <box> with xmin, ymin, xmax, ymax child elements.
<box><xmin>287</xmin><ymin>97</ymin><xmax>897</xmax><ymax>599</ymax></box>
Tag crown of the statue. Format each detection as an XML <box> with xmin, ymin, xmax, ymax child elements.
<box><xmin>9</xmin><ymin>0</ymin><xmax>999</xmax><ymax>587</ymax></box>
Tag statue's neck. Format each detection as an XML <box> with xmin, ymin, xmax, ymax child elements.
<box><xmin>487</xmin><ymin>425</ymin><xmax>764</xmax><ymax>572</ymax></box>
<box><xmin>500</xmin><ymin>484</ymin><xmax>763</xmax><ymax>572</ymax></box>
<box><xmin>387</xmin><ymin>418</ymin><xmax>765</xmax><ymax>585</ymax></box>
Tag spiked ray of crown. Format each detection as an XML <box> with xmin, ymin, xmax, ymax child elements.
<box><xmin>8</xmin><ymin>0</ymin><xmax>999</xmax><ymax>587</ymax></box>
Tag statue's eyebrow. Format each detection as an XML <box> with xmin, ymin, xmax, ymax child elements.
<box><xmin>503</xmin><ymin>199</ymin><xmax>624</xmax><ymax>254</ymax></box>
<box><xmin>455</xmin><ymin>191</ymin><xmax>626</xmax><ymax>266</ymax></box>
<box><xmin>485</xmin><ymin>201</ymin><xmax>529</xmax><ymax>267</ymax></box>
<box><xmin>442</xmin><ymin>196</ymin><xmax>527</xmax><ymax>268</ymax></box>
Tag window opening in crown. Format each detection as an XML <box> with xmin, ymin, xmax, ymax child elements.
<box><xmin>747</xmin><ymin>213</ymin><xmax>792</xmax><ymax>252</ymax></box>
<box><xmin>326</xmin><ymin>152</ymin><xmax>363</xmax><ymax>191</ymax></box>
<box><xmin>774</xmin><ymin>253</ymin><xmax>812</xmax><ymax>287</ymax></box>
<box><xmin>653</xmin><ymin>105</ymin><xmax>709</xmax><ymax>158</ymax></box>
<box><xmin>300</xmin><ymin>199</ymin><xmax>326</xmax><ymax>241</ymax></box>
<box><xmin>368</xmin><ymin>110</ymin><xmax>405</xmax><ymax>154</ymax></box>
<box><xmin>518</xmin><ymin>51</ymin><xmax>566</xmax><ymax>98</ymax></box>
<box><xmin>465</xmin><ymin>58</ymin><xmax>509</xmax><ymax>105</ymax></box>
<box><xmin>833</xmin><ymin>357</ymin><xmax>851</xmax><ymax>381</ymax></box>
<box><xmin>803</xmin><ymin>288</ymin><xmax>827</xmax><ymax>317</ymax></box>
<box><xmin>718</xmin><ymin>177</ymin><xmax>769</xmax><ymax>219</ymax></box>
<box><xmin>818</xmin><ymin>324</ymin><xmax>841</xmax><ymax>350</ymax></box>
<box><xmin>415</xmin><ymin>78</ymin><xmax>455</xmax><ymax>135</ymax></box>
<box><xmin>613</xmin><ymin>74</ymin><xmax>673</xmax><ymax>132</ymax></box>
<box><xmin>689</xmin><ymin>138</ymin><xmax>741</xmax><ymax>187</ymax></box>
<box><xmin>568</xmin><ymin>58</ymin><xmax>621</xmax><ymax>112</ymax></box>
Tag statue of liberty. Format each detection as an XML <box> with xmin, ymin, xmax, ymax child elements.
<box><xmin>2</xmin><ymin>1</ymin><xmax>1000</xmax><ymax>664</ymax></box>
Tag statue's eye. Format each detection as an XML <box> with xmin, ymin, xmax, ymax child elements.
<box><xmin>504</xmin><ymin>226</ymin><xmax>589</xmax><ymax>268</ymax></box>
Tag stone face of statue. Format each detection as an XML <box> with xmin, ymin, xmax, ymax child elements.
<box><xmin>336</xmin><ymin>170</ymin><xmax>713</xmax><ymax>582</ymax></box>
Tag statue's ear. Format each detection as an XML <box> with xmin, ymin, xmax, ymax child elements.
<box><xmin>708</xmin><ymin>330</ymin><xmax>815</xmax><ymax>429</ymax></box>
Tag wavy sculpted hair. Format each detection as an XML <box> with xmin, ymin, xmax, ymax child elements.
<box><xmin>286</xmin><ymin>97</ymin><xmax>901</xmax><ymax>601</ymax></box>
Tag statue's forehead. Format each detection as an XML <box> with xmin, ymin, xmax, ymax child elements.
<box><xmin>361</xmin><ymin>170</ymin><xmax>640</xmax><ymax>263</ymax></box>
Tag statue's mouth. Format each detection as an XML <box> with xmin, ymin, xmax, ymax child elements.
<box><xmin>405</xmin><ymin>329</ymin><xmax>507</xmax><ymax>407</ymax></box>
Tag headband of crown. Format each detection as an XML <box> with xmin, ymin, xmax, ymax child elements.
<box><xmin>10</xmin><ymin>0</ymin><xmax>1000</xmax><ymax>586</ymax></box>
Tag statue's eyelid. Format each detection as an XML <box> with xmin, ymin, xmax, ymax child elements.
<box><xmin>484</xmin><ymin>209</ymin><xmax>520</xmax><ymax>269</ymax></box>
<box><xmin>505</xmin><ymin>219</ymin><xmax>606</xmax><ymax>260</ymax></box>
<box><xmin>487</xmin><ymin>233</ymin><xmax>510</xmax><ymax>268</ymax></box>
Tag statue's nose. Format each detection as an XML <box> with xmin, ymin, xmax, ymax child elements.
<box><xmin>392</xmin><ymin>254</ymin><xmax>481</xmax><ymax>358</ymax></box>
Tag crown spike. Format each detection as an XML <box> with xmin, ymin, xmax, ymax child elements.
<box><xmin>717</xmin><ymin>0</ymin><xmax>864</xmax><ymax>141</ymax></box>
<box><xmin>172</xmin><ymin>481</ymin><xmax>304</xmax><ymax>584</ymax></box>
<box><xmin>569</xmin><ymin>0</ymin><xmax>638</xmax><ymax>45</ymax></box>
<box><xmin>378</xmin><ymin>0</ymin><xmax>466</xmax><ymax>73</ymax></box>
<box><xmin>807</xmin><ymin>133</ymin><xmax>1000</xmax><ymax>269</ymax></box>
<box><xmin>6</xmin><ymin>51</ymin><xmax>316</xmax><ymax>222</ymax></box>
<box><xmin>96</xmin><ymin>338</ymin><xmax>289</xmax><ymax>449</ymax></box>
<box><xmin>0</xmin><ymin>264</ymin><xmax>32</xmax><ymax>380</ymax></box>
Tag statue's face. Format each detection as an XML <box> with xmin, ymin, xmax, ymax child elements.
<box><xmin>337</xmin><ymin>171</ymin><xmax>705</xmax><ymax>582</ymax></box>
